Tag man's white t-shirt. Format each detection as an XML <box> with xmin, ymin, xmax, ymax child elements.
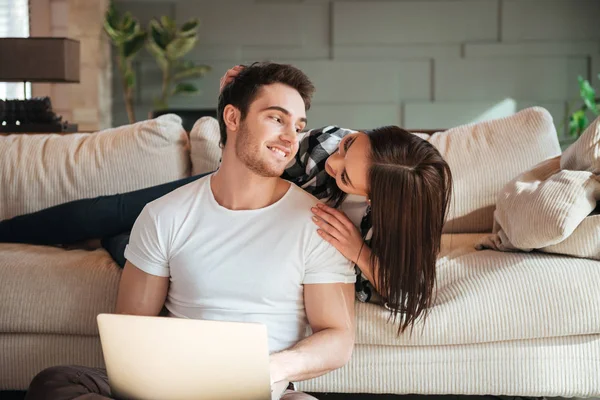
<box><xmin>124</xmin><ymin>174</ymin><xmax>356</xmax><ymax>353</ymax></box>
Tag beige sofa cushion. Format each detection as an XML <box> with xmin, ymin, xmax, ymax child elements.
<box><xmin>428</xmin><ymin>107</ymin><xmax>561</xmax><ymax>233</ymax></box>
<box><xmin>189</xmin><ymin>117</ymin><xmax>222</xmax><ymax>176</ymax></box>
<box><xmin>0</xmin><ymin>243</ymin><xmax>121</xmax><ymax>336</ymax></box>
<box><xmin>561</xmin><ymin>115</ymin><xmax>600</xmax><ymax>174</ymax></box>
<box><xmin>353</xmin><ymin>233</ymin><xmax>600</xmax><ymax>346</ymax></box>
<box><xmin>0</xmin><ymin>114</ymin><xmax>191</xmax><ymax>220</ymax></box>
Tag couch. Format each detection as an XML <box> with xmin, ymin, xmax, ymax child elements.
<box><xmin>1</xmin><ymin>109</ymin><xmax>599</xmax><ymax>396</ymax></box>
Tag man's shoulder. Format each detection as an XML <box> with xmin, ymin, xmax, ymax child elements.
<box><xmin>285</xmin><ymin>182</ymin><xmax>322</xmax><ymax>214</ymax></box>
<box><xmin>146</xmin><ymin>175</ymin><xmax>210</xmax><ymax>215</ymax></box>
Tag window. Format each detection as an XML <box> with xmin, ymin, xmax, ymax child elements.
<box><xmin>0</xmin><ymin>0</ymin><xmax>30</xmax><ymax>100</ymax></box>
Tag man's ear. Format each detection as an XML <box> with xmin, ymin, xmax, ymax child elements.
<box><xmin>223</xmin><ymin>104</ymin><xmax>241</xmax><ymax>134</ymax></box>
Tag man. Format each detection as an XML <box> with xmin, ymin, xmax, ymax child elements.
<box><xmin>25</xmin><ymin>62</ymin><xmax>356</xmax><ymax>400</ymax></box>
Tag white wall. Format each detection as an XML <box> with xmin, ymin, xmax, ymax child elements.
<box><xmin>112</xmin><ymin>0</ymin><xmax>600</xmax><ymax>145</ymax></box>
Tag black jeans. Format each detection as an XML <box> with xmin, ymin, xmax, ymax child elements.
<box><xmin>0</xmin><ymin>173</ymin><xmax>211</xmax><ymax>267</ymax></box>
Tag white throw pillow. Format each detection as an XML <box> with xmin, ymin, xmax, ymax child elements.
<box><xmin>476</xmin><ymin>155</ymin><xmax>600</xmax><ymax>258</ymax></box>
<box><xmin>0</xmin><ymin>114</ymin><xmax>190</xmax><ymax>220</ymax></box>
<box><xmin>189</xmin><ymin>117</ymin><xmax>222</xmax><ymax>176</ymax></box>
<box><xmin>561</xmin><ymin>115</ymin><xmax>600</xmax><ymax>174</ymax></box>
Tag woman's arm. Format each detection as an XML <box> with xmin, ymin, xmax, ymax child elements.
<box><xmin>311</xmin><ymin>203</ymin><xmax>381</xmax><ymax>294</ymax></box>
<box><xmin>354</xmin><ymin>244</ymin><xmax>380</xmax><ymax>294</ymax></box>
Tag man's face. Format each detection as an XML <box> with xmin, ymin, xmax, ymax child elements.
<box><xmin>235</xmin><ymin>83</ymin><xmax>307</xmax><ymax>177</ymax></box>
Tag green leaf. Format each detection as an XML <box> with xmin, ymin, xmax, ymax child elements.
<box><xmin>568</xmin><ymin>119</ymin><xmax>578</xmax><ymax>137</ymax></box>
<box><xmin>161</xmin><ymin>15</ymin><xmax>177</xmax><ymax>32</ymax></box>
<box><xmin>173</xmin><ymin>65</ymin><xmax>211</xmax><ymax>81</ymax></box>
<box><xmin>180</xmin><ymin>19</ymin><xmax>199</xmax><ymax>33</ymax></box>
<box><xmin>166</xmin><ymin>36</ymin><xmax>197</xmax><ymax>60</ymax></box>
<box><xmin>103</xmin><ymin>20</ymin><xmax>122</xmax><ymax>42</ymax></box>
<box><xmin>578</xmin><ymin>113</ymin><xmax>589</xmax><ymax>132</ymax></box>
<box><xmin>569</xmin><ymin>110</ymin><xmax>588</xmax><ymax>137</ymax></box>
<box><xmin>146</xmin><ymin>42</ymin><xmax>169</xmax><ymax>71</ymax></box>
<box><xmin>105</xmin><ymin>3</ymin><xmax>119</xmax><ymax>29</ymax></box>
<box><xmin>179</xmin><ymin>60</ymin><xmax>194</xmax><ymax>70</ymax></box>
<box><xmin>121</xmin><ymin>13</ymin><xmax>133</xmax><ymax>31</ymax></box>
<box><xmin>583</xmin><ymin>97</ymin><xmax>598</xmax><ymax>114</ymax></box>
<box><xmin>123</xmin><ymin>31</ymin><xmax>147</xmax><ymax>59</ymax></box>
<box><xmin>123</xmin><ymin>21</ymin><xmax>138</xmax><ymax>37</ymax></box>
<box><xmin>578</xmin><ymin>76</ymin><xmax>597</xmax><ymax>111</ymax></box>
<box><xmin>171</xmin><ymin>82</ymin><xmax>198</xmax><ymax>96</ymax></box>
<box><xmin>149</xmin><ymin>19</ymin><xmax>168</xmax><ymax>50</ymax></box>
<box><xmin>149</xmin><ymin>18</ymin><xmax>164</xmax><ymax>34</ymax></box>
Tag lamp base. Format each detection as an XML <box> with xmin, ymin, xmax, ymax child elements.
<box><xmin>0</xmin><ymin>122</ymin><xmax>78</xmax><ymax>133</ymax></box>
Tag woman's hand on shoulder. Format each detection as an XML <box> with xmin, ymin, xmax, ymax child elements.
<box><xmin>219</xmin><ymin>65</ymin><xmax>244</xmax><ymax>93</ymax></box>
<box><xmin>311</xmin><ymin>203</ymin><xmax>364</xmax><ymax>263</ymax></box>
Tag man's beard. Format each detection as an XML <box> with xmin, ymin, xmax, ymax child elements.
<box><xmin>235</xmin><ymin>122</ymin><xmax>285</xmax><ymax>178</ymax></box>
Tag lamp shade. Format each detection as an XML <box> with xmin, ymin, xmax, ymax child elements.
<box><xmin>0</xmin><ymin>37</ymin><xmax>80</xmax><ymax>83</ymax></box>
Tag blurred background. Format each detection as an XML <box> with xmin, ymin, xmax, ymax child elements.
<box><xmin>2</xmin><ymin>0</ymin><xmax>600</xmax><ymax>147</ymax></box>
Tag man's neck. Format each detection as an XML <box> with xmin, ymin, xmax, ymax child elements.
<box><xmin>211</xmin><ymin>156</ymin><xmax>290</xmax><ymax>211</ymax></box>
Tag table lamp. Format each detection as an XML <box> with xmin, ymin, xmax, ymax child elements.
<box><xmin>0</xmin><ymin>37</ymin><xmax>80</xmax><ymax>133</ymax></box>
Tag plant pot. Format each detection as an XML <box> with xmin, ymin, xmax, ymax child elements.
<box><xmin>150</xmin><ymin>108</ymin><xmax>217</xmax><ymax>132</ymax></box>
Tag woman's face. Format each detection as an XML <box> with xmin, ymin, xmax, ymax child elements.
<box><xmin>325</xmin><ymin>132</ymin><xmax>371</xmax><ymax>197</ymax></box>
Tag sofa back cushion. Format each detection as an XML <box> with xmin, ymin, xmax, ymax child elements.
<box><xmin>428</xmin><ymin>107</ymin><xmax>561</xmax><ymax>233</ymax></box>
<box><xmin>0</xmin><ymin>114</ymin><xmax>191</xmax><ymax>220</ymax></box>
<box><xmin>189</xmin><ymin>117</ymin><xmax>222</xmax><ymax>176</ymax></box>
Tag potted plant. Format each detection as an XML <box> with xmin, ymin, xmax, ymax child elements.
<box><xmin>103</xmin><ymin>1</ymin><xmax>147</xmax><ymax>124</ymax></box>
<box><xmin>146</xmin><ymin>16</ymin><xmax>211</xmax><ymax>115</ymax></box>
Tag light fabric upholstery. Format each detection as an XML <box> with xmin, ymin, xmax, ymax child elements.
<box><xmin>540</xmin><ymin>213</ymin><xmax>600</xmax><ymax>260</ymax></box>
<box><xmin>0</xmin><ymin>334</ymin><xmax>104</xmax><ymax>391</ymax></box>
<box><xmin>427</xmin><ymin>107</ymin><xmax>561</xmax><ymax>233</ymax></box>
<box><xmin>189</xmin><ymin>116</ymin><xmax>222</xmax><ymax>175</ymax></box>
<box><xmin>0</xmin><ymin>242</ymin><xmax>120</xmax><ymax>390</ymax></box>
<box><xmin>0</xmin><ymin>114</ymin><xmax>190</xmax><ymax>220</ymax></box>
<box><xmin>352</xmin><ymin>234</ymin><xmax>600</xmax><ymax>347</ymax></box>
<box><xmin>0</xmin><ymin>244</ymin><xmax>121</xmax><ymax>336</ymax></box>
<box><xmin>297</xmin><ymin>233</ymin><xmax>600</xmax><ymax>397</ymax></box>
<box><xmin>297</xmin><ymin>335</ymin><xmax>600</xmax><ymax>397</ymax></box>
<box><xmin>561</xmin><ymin>115</ymin><xmax>600</xmax><ymax>174</ymax></box>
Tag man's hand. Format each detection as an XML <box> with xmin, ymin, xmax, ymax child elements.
<box><xmin>219</xmin><ymin>65</ymin><xmax>244</xmax><ymax>93</ymax></box>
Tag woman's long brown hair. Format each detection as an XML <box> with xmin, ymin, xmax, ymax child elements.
<box><xmin>369</xmin><ymin>126</ymin><xmax>452</xmax><ymax>333</ymax></box>
<box><xmin>329</xmin><ymin>126</ymin><xmax>453</xmax><ymax>334</ymax></box>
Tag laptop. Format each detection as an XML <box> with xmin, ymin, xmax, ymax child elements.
<box><xmin>97</xmin><ymin>313</ymin><xmax>283</xmax><ymax>400</ymax></box>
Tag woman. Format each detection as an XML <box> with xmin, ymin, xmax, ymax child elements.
<box><xmin>0</xmin><ymin>67</ymin><xmax>452</xmax><ymax>334</ymax></box>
